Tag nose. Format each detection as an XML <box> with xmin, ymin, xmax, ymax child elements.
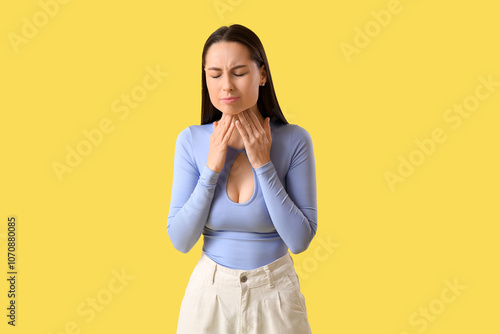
<box><xmin>222</xmin><ymin>73</ymin><xmax>234</xmax><ymax>92</ymax></box>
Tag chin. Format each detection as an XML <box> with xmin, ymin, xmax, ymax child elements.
<box><xmin>220</xmin><ymin>107</ymin><xmax>245</xmax><ymax>114</ymax></box>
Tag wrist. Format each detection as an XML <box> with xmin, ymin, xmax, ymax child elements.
<box><xmin>254</xmin><ymin>159</ymin><xmax>272</xmax><ymax>170</ymax></box>
<box><xmin>206</xmin><ymin>163</ymin><xmax>220</xmax><ymax>173</ymax></box>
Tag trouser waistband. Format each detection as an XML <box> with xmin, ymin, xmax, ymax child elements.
<box><xmin>198</xmin><ymin>251</ymin><xmax>295</xmax><ymax>289</ymax></box>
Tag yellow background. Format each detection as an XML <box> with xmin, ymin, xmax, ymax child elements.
<box><xmin>1</xmin><ymin>0</ymin><xmax>499</xmax><ymax>333</ymax></box>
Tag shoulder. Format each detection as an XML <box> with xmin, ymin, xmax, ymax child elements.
<box><xmin>271</xmin><ymin>118</ymin><xmax>311</xmax><ymax>137</ymax></box>
<box><xmin>176</xmin><ymin>123</ymin><xmax>212</xmax><ymax>144</ymax></box>
<box><xmin>279</xmin><ymin>122</ymin><xmax>313</xmax><ymax>149</ymax></box>
<box><xmin>174</xmin><ymin>126</ymin><xmax>191</xmax><ymax>149</ymax></box>
<box><xmin>269</xmin><ymin>121</ymin><xmax>314</xmax><ymax>163</ymax></box>
<box><xmin>290</xmin><ymin>124</ymin><xmax>312</xmax><ymax>141</ymax></box>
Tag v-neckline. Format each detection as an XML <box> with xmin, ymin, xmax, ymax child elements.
<box><xmin>224</xmin><ymin>150</ymin><xmax>258</xmax><ymax>206</ymax></box>
<box><xmin>209</xmin><ymin>118</ymin><xmax>277</xmax><ymax>206</ymax></box>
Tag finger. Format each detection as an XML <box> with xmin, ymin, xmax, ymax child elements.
<box><xmin>238</xmin><ymin>110</ymin><xmax>255</xmax><ymax>136</ymax></box>
<box><xmin>246</xmin><ymin>109</ymin><xmax>264</xmax><ymax>134</ymax></box>
<box><xmin>219</xmin><ymin>113</ymin><xmax>227</xmax><ymax>124</ymax></box>
<box><xmin>223</xmin><ymin>121</ymin><xmax>236</xmax><ymax>142</ymax></box>
<box><xmin>234</xmin><ymin>119</ymin><xmax>249</xmax><ymax>144</ymax></box>
<box><xmin>245</xmin><ymin>109</ymin><xmax>263</xmax><ymax>138</ymax></box>
<box><xmin>265</xmin><ymin>117</ymin><xmax>272</xmax><ymax>141</ymax></box>
<box><xmin>221</xmin><ymin>116</ymin><xmax>233</xmax><ymax>141</ymax></box>
<box><xmin>218</xmin><ymin>114</ymin><xmax>230</xmax><ymax>128</ymax></box>
<box><xmin>224</xmin><ymin>114</ymin><xmax>233</xmax><ymax>128</ymax></box>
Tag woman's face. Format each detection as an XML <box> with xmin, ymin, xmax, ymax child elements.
<box><xmin>204</xmin><ymin>41</ymin><xmax>266</xmax><ymax>116</ymax></box>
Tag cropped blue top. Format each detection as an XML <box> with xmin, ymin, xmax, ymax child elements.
<box><xmin>167</xmin><ymin>118</ymin><xmax>317</xmax><ymax>270</ymax></box>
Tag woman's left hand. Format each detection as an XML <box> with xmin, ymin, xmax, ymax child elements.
<box><xmin>235</xmin><ymin>109</ymin><xmax>272</xmax><ymax>169</ymax></box>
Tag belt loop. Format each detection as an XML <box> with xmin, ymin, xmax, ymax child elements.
<box><xmin>211</xmin><ymin>263</ymin><xmax>217</xmax><ymax>285</ymax></box>
<box><xmin>264</xmin><ymin>266</ymin><xmax>274</xmax><ymax>289</ymax></box>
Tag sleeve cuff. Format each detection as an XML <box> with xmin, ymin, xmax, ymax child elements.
<box><xmin>255</xmin><ymin>160</ymin><xmax>275</xmax><ymax>175</ymax></box>
<box><xmin>200</xmin><ymin>164</ymin><xmax>220</xmax><ymax>187</ymax></box>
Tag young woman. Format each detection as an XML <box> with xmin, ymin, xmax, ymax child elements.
<box><xmin>167</xmin><ymin>24</ymin><xmax>318</xmax><ymax>333</ymax></box>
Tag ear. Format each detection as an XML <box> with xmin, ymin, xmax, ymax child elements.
<box><xmin>260</xmin><ymin>64</ymin><xmax>267</xmax><ymax>82</ymax></box>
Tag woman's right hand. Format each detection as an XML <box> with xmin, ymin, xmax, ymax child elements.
<box><xmin>206</xmin><ymin>113</ymin><xmax>236</xmax><ymax>173</ymax></box>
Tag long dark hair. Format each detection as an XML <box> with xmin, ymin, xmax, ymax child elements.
<box><xmin>201</xmin><ymin>24</ymin><xmax>288</xmax><ymax>126</ymax></box>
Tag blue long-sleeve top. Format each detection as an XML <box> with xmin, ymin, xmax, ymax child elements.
<box><xmin>167</xmin><ymin>118</ymin><xmax>317</xmax><ymax>270</ymax></box>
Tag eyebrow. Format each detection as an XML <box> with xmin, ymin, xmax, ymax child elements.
<box><xmin>206</xmin><ymin>65</ymin><xmax>248</xmax><ymax>71</ymax></box>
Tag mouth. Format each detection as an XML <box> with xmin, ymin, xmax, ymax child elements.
<box><xmin>220</xmin><ymin>97</ymin><xmax>240</xmax><ymax>104</ymax></box>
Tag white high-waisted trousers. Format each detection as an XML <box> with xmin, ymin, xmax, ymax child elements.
<box><xmin>176</xmin><ymin>251</ymin><xmax>312</xmax><ymax>334</ymax></box>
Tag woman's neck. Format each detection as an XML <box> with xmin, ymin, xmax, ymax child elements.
<box><xmin>227</xmin><ymin>109</ymin><xmax>265</xmax><ymax>149</ymax></box>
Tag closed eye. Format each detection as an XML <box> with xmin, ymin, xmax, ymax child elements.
<box><xmin>210</xmin><ymin>73</ymin><xmax>246</xmax><ymax>79</ymax></box>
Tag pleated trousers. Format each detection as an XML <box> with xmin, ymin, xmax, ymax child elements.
<box><xmin>176</xmin><ymin>251</ymin><xmax>312</xmax><ymax>334</ymax></box>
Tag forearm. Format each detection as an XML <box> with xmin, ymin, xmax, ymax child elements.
<box><xmin>167</xmin><ymin>164</ymin><xmax>220</xmax><ymax>253</ymax></box>
<box><xmin>255</xmin><ymin>160</ymin><xmax>317</xmax><ymax>254</ymax></box>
